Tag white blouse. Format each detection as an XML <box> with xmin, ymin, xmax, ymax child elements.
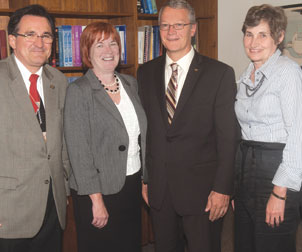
<box><xmin>115</xmin><ymin>79</ymin><xmax>141</xmax><ymax>176</ymax></box>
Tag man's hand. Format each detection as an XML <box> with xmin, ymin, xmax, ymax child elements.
<box><xmin>142</xmin><ymin>182</ymin><xmax>149</xmax><ymax>206</ymax></box>
<box><xmin>89</xmin><ymin>193</ymin><xmax>109</xmax><ymax>229</ymax></box>
<box><xmin>205</xmin><ymin>191</ymin><xmax>230</xmax><ymax>221</ymax></box>
<box><xmin>266</xmin><ymin>186</ymin><xmax>287</xmax><ymax>228</ymax></box>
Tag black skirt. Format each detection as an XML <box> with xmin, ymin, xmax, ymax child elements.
<box><xmin>71</xmin><ymin>171</ymin><xmax>142</xmax><ymax>252</ymax></box>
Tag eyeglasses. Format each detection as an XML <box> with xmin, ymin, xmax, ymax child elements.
<box><xmin>159</xmin><ymin>23</ymin><xmax>191</xmax><ymax>31</ymax></box>
<box><xmin>13</xmin><ymin>32</ymin><xmax>54</xmax><ymax>44</ymax></box>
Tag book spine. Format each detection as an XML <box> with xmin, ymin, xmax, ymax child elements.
<box><xmin>143</xmin><ymin>0</ymin><xmax>150</xmax><ymax>14</ymax></box>
<box><xmin>67</xmin><ymin>26</ymin><xmax>72</xmax><ymax>66</ymax></box>
<box><xmin>58</xmin><ymin>26</ymin><xmax>64</xmax><ymax>67</ymax></box>
<box><xmin>146</xmin><ymin>0</ymin><xmax>153</xmax><ymax>14</ymax></box>
<box><xmin>151</xmin><ymin>0</ymin><xmax>158</xmax><ymax>14</ymax></box>
<box><xmin>71</xmin><ymin>26</ymin><xmax>76</xmax><ymax>66</ymax></box>
<box><xmin>74</xmin><ymin>25</ymin><xmax>82</xmax><ymax>66</ymax></box>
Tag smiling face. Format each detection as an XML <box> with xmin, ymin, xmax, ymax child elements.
<box><xmin>243</xmin><ymin>20</ymin><xmax>284</xmax><ymax>69</ymax></box>
<box><xmin>159</xmin><ymin>7</ymin><xmax>196</xmax><ymax>61</ymax></box>
<box><xmin>8</xmin><ymin>15</ymin><xmax>52</xmax><ymax>73</ymax></box>
<box><xmin>90</xmin><ymin>33</ymin><xmax>120</xmax><ymax>75</ymax></box>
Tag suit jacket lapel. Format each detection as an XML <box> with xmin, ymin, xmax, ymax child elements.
<box><xmin>173</xmin><ymin>53</ymin><xmax>204</xmax><ymax>123</ymax></box>
<box><xmin>7</xmin><ymin>55</ymin><xmax>45</xmax><ymax>144</ymax></box>
<box><xmin>154</xmin><ymin>56</ymin><xmax>169</xmax><ymax>128</ymax></box>
<box><xmin>42</xmin><ymin>67</ymin><xmax>57</xmax><ymax>150</ymax></box>
<box><xmin>86</xmin><ymin>69</ymin><xmax>125</xmax><ymax>127</ymax></box>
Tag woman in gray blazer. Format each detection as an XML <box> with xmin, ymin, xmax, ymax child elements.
<box><xmin>64</xmin><ymin>22</ymin><xmax>147</xmax><ymax>252</ymax></box>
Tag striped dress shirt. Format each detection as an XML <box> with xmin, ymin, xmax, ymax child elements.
<box><xmin>235</xmin><ymin>49</ymin><xmax>302</xmax><ymax>191</ymax></box>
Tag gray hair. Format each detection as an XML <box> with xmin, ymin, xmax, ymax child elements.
<box><xmin>158</xmin><ymin>0</ymin><xmax>196</xmax><ymax>24</ymax></box>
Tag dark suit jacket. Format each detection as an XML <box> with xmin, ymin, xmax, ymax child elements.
<box><xmin>137</xmin><ymin>51</ymin><xmax>239</xmax><ymax>215</ymax></box>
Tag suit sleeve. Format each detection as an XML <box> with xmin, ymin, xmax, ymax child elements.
<box><xmin>137</xmin><ymin>66</ymin><xmax>148</xmax><ymax>184</ymax></box>
<box><xmin>64</xmin><ymin>83</ymin><xmax>102</xmax><ymax>195</ymax></box>
<box><xmin>213</xmin><ymin>66</ymin><xmax>239</xmax><ymax>195</ymax></box>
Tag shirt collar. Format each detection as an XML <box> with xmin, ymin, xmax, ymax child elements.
<box><xmin>14</xmin><ymin>55</ymin><xmax>43</xmax><ymax>82</ymax></box>
<box><xmin>238</xmin><ymin>49</ymin><xmax>281</xmax><ymax>85</ymax></box>
<box><xmin>165</xmin><ymin>46</ymin><xmax>195</xmax><ymax>71</ymax></box>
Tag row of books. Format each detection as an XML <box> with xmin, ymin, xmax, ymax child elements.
<box><xmin>137</xmin><ymin>0</ymin><xmax>158</xmax><ymax>14</ymax></box>
<box><xmin>138</xmin><ymin>25</ymin><xmax>161</xmax><ymax>64</ymax></box>
<box><xmin>52</xmin><ymin>24</ymin><xmax>127</xmax><ymax>68</ymax></box>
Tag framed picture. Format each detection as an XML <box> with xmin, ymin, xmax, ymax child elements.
<box><xmin>283</xmin><ymin>4</ymin><xmax>302</xmax><ymax>66</ymax></box>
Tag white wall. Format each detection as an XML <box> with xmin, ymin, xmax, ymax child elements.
<box><xmin>218</xmin><ymin>0</ymin><xmax>301</xmax><ymax>79</ymax></box>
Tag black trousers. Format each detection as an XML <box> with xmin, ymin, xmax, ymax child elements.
<box><xmin>234</xmin><ymin>140</ymin><xmax>300</xmax><ymax>252</ymax></box>
<box><xmin>0</xmin><ymin>181</ymin><xmax>63</xmax><ymax>252</ymax></box>
<box><xmin>71</xmin><ymin>171</ymin><xmax>142</xmax><ymax>252</ymax></box>
<box><xmin>151</xmin><ymin>187</ymin><xmax>222</xmax><ymax>252</ymax></box>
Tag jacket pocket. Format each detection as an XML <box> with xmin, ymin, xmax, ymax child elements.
<box><xmin>0</xmin><ymin>176</ymin><xmax>18</xmax><ymax>190</ymax></box>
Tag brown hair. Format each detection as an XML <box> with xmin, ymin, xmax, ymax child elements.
<box><xmin>242</xmin><ymin>4</ymin><xmax>287</xmax><ymax>51</ymax></box>
<box><xmin>80</xmin><ymin>22</ymin><xmax>121</xmax><ymax>68</ymax></box>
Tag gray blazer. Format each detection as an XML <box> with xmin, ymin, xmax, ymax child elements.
<box><xmin>64</xmin><ymin>69</ymin><xmax>147</xmax><ymax>195</ymax></box>
<box><xmin>0</xmin><ymin>55</ymin><xmax>70</xmax><ymax>238</ymax></box>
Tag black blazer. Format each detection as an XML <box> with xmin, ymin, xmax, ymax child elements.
<box><xmin>137</xmin><ymin>51</ymin><xmax>239</xmax><ymax>215</ymax></box>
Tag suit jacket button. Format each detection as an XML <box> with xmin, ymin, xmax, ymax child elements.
<box><xmin>119</xmin><ymin>145</ymin><xmax>126</xmax><ymax>151</ymax></box>
<box><xmin>47</xmin><ymin>155</ymin><xmax>51</xmax><ymax>160</ymax></box>
<box><xmin>44</xmin><ymin>180</ymin><xmax>50</xmax><ymax>184</ymax></box>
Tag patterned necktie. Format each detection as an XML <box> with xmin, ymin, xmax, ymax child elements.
<box><xmin>166</xmin><ymin>63</ymin><xmax>178</xmax><ymax>124</ymax></box>
<box><xmin>29</xmin><ymin>74</ymin><xmax>40</xmax><ymax>113</ymax></box>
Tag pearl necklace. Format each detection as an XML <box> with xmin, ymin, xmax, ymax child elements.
<box><xmin>101</xmin><ymin>74</ymin><xmax>120</xmax><ymax>94</ymax></box>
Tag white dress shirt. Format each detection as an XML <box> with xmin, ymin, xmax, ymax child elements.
<box><xmin>115</xmin><ymin>79</ymin><xmax>141</xmax><ymax>176</ymax></box>
<box><xmin>165</xmin><ymin>47</ymin><xmax>195</xmax><ymax>102</ymax></box>
<box><xmin>14</xmin><ymin>55</ymin><xmax>44</xmax><ymax>104</ymax></box>
<box><xmin>235</xmin><ymin>49</ymin><xmax>302</xmax><ymax>191</ymax></box>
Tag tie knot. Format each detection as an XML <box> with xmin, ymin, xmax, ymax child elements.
<box><xmin>170</xmin><ymin>63</ymin><xmax>178</xmax><ymax>73</ymax></box>
<box><xmin>29</xmin><ymin>74</ymin><xmax>39</xmax><ymax>84</ymax></box>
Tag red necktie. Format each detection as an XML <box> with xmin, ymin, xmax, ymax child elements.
<box><xmin>29</xmin><ymin>74</ymin><xmax>40</xmax><ymax>113</ymax></box>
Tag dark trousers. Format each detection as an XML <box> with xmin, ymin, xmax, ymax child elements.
<box><xmin>0</xmin><ymin>182</ymin><xmax>63</xmax><ymax>252</ymax></box>
<box><xmin>71</xmin><ymin>171</ymin><xmax>142</xmax><ymax>252</ymax></box>
<box><xmin>234</xmin><ymin>140</ymin><xmax>300</xmax><ymax>252</ymax></box>
<box><xmin>151</xmin><ymin>187</ymin><xmax>222</xmax><ymax>252</ymax></box>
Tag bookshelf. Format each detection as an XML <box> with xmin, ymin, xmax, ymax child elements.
<box><xmin>0</xmin><ymin>0</ymin><xmax>217</xmax><ymax>251</ymax></box>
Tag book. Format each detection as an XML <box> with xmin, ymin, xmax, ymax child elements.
<box><xmin>142</xmin><ymin>0</ymin><xmax>150</xmax><ymax>14</ymax></box>
<box><xmin>151</xmin><ymin>0</ymin><xmax>158</xmax><ymax>14</ymax></box>
<box><xmin>115</xmin><ymin>25</ymin><xmax>127</xmax><ymax>64</ymax></box>
<box><xmin>57</xmin><ymin>26</ymin><xmax>64</xmax><ymax>67</ymax></box>
<box><xmin>138</xmin><ymin>26</ymin><xmax>145</xmax><ymax>64</ymax></box>
<box><xmin>137</xmin><ymin>0</ymin><xmax>143</xmax><ymax>13</ymax></box>
<box><xmin>62</xmin><ymin>25</ymin><xmax>73</xmax><ymax>67</ymax></box>
<box><xmin>72</xmin><ymin>25</ymin><xmax>82</xmax><ymax>67</ymax></box>
<box><xmin>146</xmin><ymin>0</ymin><xmax>153</xmax><ymax>14</ymax></box>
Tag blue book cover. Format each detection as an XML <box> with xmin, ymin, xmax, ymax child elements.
<box><xmin>115</xmin><ymin>25</ymin><xmax>127</xmax><ymax>64</ymax></box>
<box><xmin>142</xmin><ymin>0</ymin><xmax>150</xmax><ymax>14</ymax></box>
<box><xmin>146</xmin><ymin>0</ymin><xmax>153</xmax><ymax>14</ymax></box>
<box><xmin>57</xmin><ymin>26</ymin><xmax>63</xmax><ymax>67</ymax></box>
<box><xmin>140</xmin><ymin>0</ymin><xmax>145</xmax><ymax>13</ymax></box>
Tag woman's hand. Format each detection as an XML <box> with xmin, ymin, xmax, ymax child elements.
<box><xmin>89</xmin><ymin>193</ymin><xmax>109</xmax><ymax>229</ymax></box>
<box><xmin>266</xmin><ymin>186</ymin><xmax>287</xmax><ymax>228</ymax></box>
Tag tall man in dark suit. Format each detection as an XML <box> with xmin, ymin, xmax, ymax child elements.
<box><xmin>138</xmin><ymin>1</ymin><xmax>238</xmax><ymax>251</ymax></box>
<box><xmin>0</xmin><ymin>5</ymin><xmax>70</xmax><ymax>252</ymax></box>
